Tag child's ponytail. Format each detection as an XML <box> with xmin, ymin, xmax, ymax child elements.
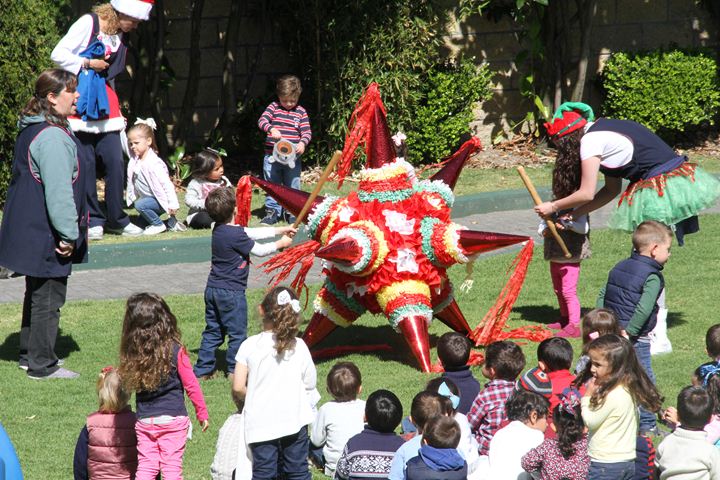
<box><xmin>696</xmin><ymin>362</ymin><xmax>720</xmax><ymax>415</ymax></box>
<box><xmin>554</xmin><ymin>388</ymin><xmax>584</xmax><ymax>460</ymax></box>
<box><xmin>261</xmin><ymin>286</ymin><xmax>302</xmax><ymax>356</ymax></box>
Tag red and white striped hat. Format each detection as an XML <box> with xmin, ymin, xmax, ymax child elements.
<box><xmin>110</xmin><ymin>0</ymin><xmax>154</xmax><ymax>21</ymax></box>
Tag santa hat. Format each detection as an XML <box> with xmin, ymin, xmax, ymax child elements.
<box><xmin>111</xmin><ymin>0</ymin><xmax>154</xmax><ymax>21</ymax></box>
<box><xmin>544</xmin><ymin>101</ymin><xmax>595</xmax><ymax>138</ymax></box>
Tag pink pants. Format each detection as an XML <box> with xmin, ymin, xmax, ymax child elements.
<box><xmin>550</xmin><ymin>261</ymin><xmax>581</xmax><ymax>326</ymax></box>
<box><xmin>135</xmin><ymin>416</ymin><xmax>190</xmax><ymax>480</ymax></box>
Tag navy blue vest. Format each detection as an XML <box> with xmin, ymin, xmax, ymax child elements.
<box><xmin>89</xmin><ymin>13</ymin><xmax>128</xmax><ymax>86</ymax></box>
<box><xmin>135</xmin><ymin>344</ymin><xmax>188</xmax><ymax>419</ymax></box>
<box><xmin>603</xmin><ymin>253</ymin><xmax>665</xmax><ymax>337</ymax></box>
<box><xmin>0</xmin><ymin>122</ymin><xmax>87</xmax><ymax>278</ymax></box>
<box><xmin>405</xmin><ymin>454</ymin><xmax>468</xmax><ymax>480</ymax></box>
<box><xmin>588</xmin><ymin>119</ymin><xmax>679</xmax><ymax>182</ymax></box>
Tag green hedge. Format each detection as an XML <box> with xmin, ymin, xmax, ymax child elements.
<box><xmin>601</xmin><ymin>49</ymin><xmax>720</xmax><ymax>140</ymax></box>
<box><xmin>0</xmin><ymin>0</ymin><xmax>67</xmax><ymax>206</ymax></box>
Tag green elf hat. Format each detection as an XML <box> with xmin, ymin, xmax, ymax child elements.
<box><xmin>544</xmin><ymin>102</ymin><xmax>596</xmax><ymax>138</ymax></box>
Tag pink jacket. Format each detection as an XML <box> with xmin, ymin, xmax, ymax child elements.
<box><xmin>126</xmin><ymin>150</ymin><xmax>179</xmax><ymax>213</ymax></box>
<box><xmin>87</xmin><ymin>408</ymin><xmax>138</xmax><ymax>479</ymax></box>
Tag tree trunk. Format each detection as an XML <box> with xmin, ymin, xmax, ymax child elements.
<box><xmin>571</xmin><ymin>0</ymin><xmax>597</xmax><ymax>102</ymax></box>
<box><xmin>215</xmin><ymin>0</ymin><xmax>243</xmax><ymax>138</ymax></box>
<box><xmin>172</xmin><ymin>0</ymin><xmax>205</xmax><ymax>147</ymax></box>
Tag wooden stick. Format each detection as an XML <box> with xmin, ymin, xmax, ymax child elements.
<box><xmin>292</xmin><ymin>150</ymin><xmax>343</xmax><ymax>229</ymax></box>
<box><xmin>517</xmin><ymin>166</ymin><xmax>572</xmax><ymax>259</ymax></box>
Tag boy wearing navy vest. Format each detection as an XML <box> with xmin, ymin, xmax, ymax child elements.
<box><xmin>598</xmin><ymin>220</ymin><xmax>672</xmax><ymax>434</ymax></box>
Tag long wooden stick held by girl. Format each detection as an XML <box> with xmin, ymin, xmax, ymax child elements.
<box><xmin>517</xmin><ymin>166</ymin><xmax>572</xmax><ymax>258</ymax></box>
<box><xmin>291</xmin><ymin>150</ymin><xmax>342</xmax><ymax>229</ymax></box>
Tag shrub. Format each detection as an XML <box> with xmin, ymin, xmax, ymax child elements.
<box><xmin>0</xmin><ymin>0</ymin><xmax>68</xmax><ymax>206</ymax></box>
<box><xmin>601</xmin><ymin>49</ymin><xmax>720</xmax><ymax>140</ymax></box>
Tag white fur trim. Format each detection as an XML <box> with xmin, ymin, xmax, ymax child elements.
<box><xmin>69</xmin><ymin>116</ymin><xmax>126</xmax><ymax>134</ymax></box>
<box><xmin>111</xmin><ymin>0</ymin><xmax>153</xmax><ymax>21</ymax></box>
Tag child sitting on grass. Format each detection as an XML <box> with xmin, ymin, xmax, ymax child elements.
<box><xmin>335</xmin><ymin>389</ymin><xmax>404</xmax><ymax>480</ymax></box>
<box><xmin>656</xmin><ymin>386</ymin><xmax>720</xmax><ymax>479</ymax></box>
<box><xmin>310</xmin><ymin>361</ymin><xmax>366</xmax><ymax>477</ymax></box>
<box><xmin>74</xmin><ymin>366</ymin><xmax>137</xmax><ymax>480</ymax></box>
<box><xmin>521</xmin><ymin>388</ymin><xmax>590</xmax><ymax>480</ymax></box>
<box><xmin>488</xmin><ymin>390</ymin><xmax>549</xmax><ymax>479</ymax></box>
<box><xmin>438</xmin><ymin>332</ymin><xmax>481</xmax><ymax>415</ymax></box>
<box><xmin>405</xmin><ymin>416</ymin><xmax>468</xmax><ymax>480</ymax></box>
<box><xmin>467</xmin><ymin>340</ymin><xmax>526</xmax><ymax>456</ymax></box>
<box><xmin>210</xmin><ymin>391</ymin><xmax>251</xmax><ymax>480</ymax></box>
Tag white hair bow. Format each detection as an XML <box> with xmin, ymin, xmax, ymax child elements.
<box><xmin>392</xmin><ymin>131</ymin><xmax>407</xmax><ymax>146</ymax></box>
<box><xmin>277</xmin><ymin>290</ymin><xmax>301</xmax><ymax>313</ymax></box>
<box><xmin>134</xmin><ymin>117</ymin><xmax>157</xmax><ymax>130</ymax></box>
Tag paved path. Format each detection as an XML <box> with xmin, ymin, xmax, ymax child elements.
<box><xmin>2</xmin><ymin>201</ymin><xmax>718</xmax><ymax>304</ymax></box>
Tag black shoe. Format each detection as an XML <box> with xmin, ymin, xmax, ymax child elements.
<box><xmin>260</xmin><ymin>210</ymin><xmax>280</xmax><ymax>226</ymax></box>
<box><xmin>284</xmin><ymin>212</ymin><xmax>297</xmax><ymax>224</ymax></box>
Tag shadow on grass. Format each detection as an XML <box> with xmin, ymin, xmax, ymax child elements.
<box><xmin>0</xmin><ymin>328</ymin><xmax>80</xmax><ymax>363</ymax></box>
<box><xmin>666</xmin><ymin>311</ymin><xmax>687</xmax><ymax>330</ymax></box>
<box><xmin>513</xmin><ymin>305</ymin><xmax>559</xmax><ymax>325</ymax></box>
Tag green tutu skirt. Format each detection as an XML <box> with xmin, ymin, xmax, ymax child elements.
<box><xmin>608</xmin><ymin>163</ymin><xmax>720</xmax><ymax>232</ymax></box>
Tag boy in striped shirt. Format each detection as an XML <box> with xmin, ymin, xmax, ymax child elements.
<box><xmin>258</xmin><ymin>74</ymin><xmax>312</xmax><ymax>225</ymax></box>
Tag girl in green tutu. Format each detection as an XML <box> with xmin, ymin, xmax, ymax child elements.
<box><xmin>534</xmin><ymin>102</ymin><xmax>720</xmax><ymax>245</ymax></box>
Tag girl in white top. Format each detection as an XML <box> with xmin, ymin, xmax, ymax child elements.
<box><xmin>575</xmin><ymin>334</ymin><xmax>662</xmax><ymax>480</ymax></box>
<box><xmin>233</xmin><ymin>286</ymin><xmax>317</xmax><ymax>480</ymax></box>
<box><xmin>185</xmin><ymin>150</ymin><xmax>232</xmax><ymax>229</ymax></box>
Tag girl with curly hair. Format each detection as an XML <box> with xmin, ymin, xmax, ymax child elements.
<box><xmin>119</xmin><ymin>292</ymin><xmax>209</xmax><ymax>480</ymax></box>
<box><xmin>232</xmin><ymin>286</ymin><xmax>318</xmax><ymax>480</ymax></box>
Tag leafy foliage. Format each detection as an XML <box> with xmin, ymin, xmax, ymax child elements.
<box><xmin>0</xmin><ymin>0</ymin><xmax>68</xmax><ymax>205</ymax></box>
<box><xmin>601</xmin><ymin>49</ymin><xmax>720</xmax><ymax>140</ymax></box>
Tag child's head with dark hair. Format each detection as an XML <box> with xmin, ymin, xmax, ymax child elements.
<box><xmin>426</xmin><ymin>377</ymin><xmax>460</xmax><ymax>414</ymax></box>
<box><xmin>553</xmin><ymin>388</ymin><xmax>585</xmax><ymax>460</ymax></box>
<box><xmin>422</xmin><ymin>416</ymin><xmax>461</xmax><ymax>449</ymax></box>
<box><xmin>437</xmin><ymin>332</ymin><xmax>471</xmax><ymax>369</ymax></box>
<box><xmin>483</xmin><ymin>341</ymin><xmax>526</xmax><ymax>381</ymax></box>
<box><xmin>205</xmin><ymin>187</ymin><xmax>235</xmax><ymax>224</ymax></box>
<box><xmin>706</xmin><ymin>324</ymin><xmax>720</xmax><ymax>360</ymax></box>
<box><xmin>537</xmin><ymin>337</ymin><xmax>573</xmax><ymax>372</ymax></box>
<box><xmin>677</xmin><ymin>385</ymin><xmax>713</xmax><ymax>430</ymax></box>
<box><xmin>581</xmin><ymin>308</ymin><xmax>621</xmax><ymax>351</ymax></box>
<box><xmin>694</xmin><ymin>363</ymin><xmax>720</xmax><ymax>415</ymax></box>
<box><xmin>410</xmin><ymin>391</ymin><xmax>446</xmax><ymax>433</ymax></box>
<box><xmin>190</xmin><ymin>149</ymin><xmax>224</xmax><ymax>181</ymax></box>
<box><xmin>506</xmin><ymin>390</ymin><xmax>550</xmax><ymax>431</ymax></box>
<box><xmin>366</xmin><ymin>389</ymin><xmax>402</xmax><ymax>433</ymax></box>
<box><xmin>327</xmin><ymin>361</ymin><xmax>362</xmax><ymax>402</ymax></box>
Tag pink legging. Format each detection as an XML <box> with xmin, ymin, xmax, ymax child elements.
<box><xmin>135</xmin><ymin>416</ymin><xmax>190</xmax><ymax>480</ymax></box>
<box><xmin>550</xmin><ymin>261</ymin><xmax>581</xmax><ymax>326</ymax></box>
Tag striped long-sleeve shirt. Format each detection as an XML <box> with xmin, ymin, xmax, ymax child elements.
<box><xmin>258</xmin><ymin>101</ymin><xmax>312</xmax><ymax>155</ymax></box>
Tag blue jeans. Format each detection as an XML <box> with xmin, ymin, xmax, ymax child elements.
<box><xmin>134</xmin><ymin>196</ymin><xmax>176</xmax><ymax>228</ymax></box>
<box><xmin>250</xmin><ymin>426</ymin><xmax>311</xmax><ymax>480</ymax></box>
<box><xmin>263</xmin><ymin>154</ymin><xmax>302</xmax><ymax>215</ymax></box>
<box><xmin>588</xmin><ymin>460</ymin><xmax>634</xmax><ymax>480</ymax></box>
<box><xmin>633</xmin><ymin>339</ymin><xmax>656</xmax><ymax>432</ymax></box>
<box><xmin>194</xmin><ymin>287</ymin><xmax>247</xmax><ymax>376</ymax></box>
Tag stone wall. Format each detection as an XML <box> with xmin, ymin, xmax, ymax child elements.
<box><xmin>71</xmin><ymin>0</ymin><xmax>718</xmax><ymax>147</ymax></box>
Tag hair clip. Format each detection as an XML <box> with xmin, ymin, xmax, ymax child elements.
<box><xmin>205</xmin><ymin>147</ymin><xmax>227</xmax><ymax>157</ymax></box>
<box><xmin>699</xmin><ymin>362</ymin><xmax>720</xmax><ymax>387</ymax></box>
<box><xmin>588</xmin><ymin>331</ymin><xmax>600</xmax><ymax>340</ymax></box>
<box><xmin>438</xmin><ymin>382</ymin><xmax>460</xmax><ymax>410</ymax></box>
<box><xmin>100</xmin><ymin>365</ymin><xmax>114</xmax><ymax>376</ymax></box>
<box><xmin>134</xmin><ymin>117</ymin><xmax>157</xmax><ymax>130</ymax></box>
<box><xmin>277</xmin><ymin>290</ymin><xmax>301</xmax><ymax>313</ymax></box>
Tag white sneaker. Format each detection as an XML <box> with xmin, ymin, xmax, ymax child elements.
<box><xmin>143</xmin><ymin>224</ymin><xmax>167</xmax><ymax>235</ymax></box>
<box><xmin>170</xmin><ymin>222</ymin><xmax>187</xmax><ymax>232</ymax></box>
<box><xmin>88</xmin><ymin>226</ymin><xmax>104</xmax><ymax>240</ymax></box>
<box><xmin>106</xmin><ymin>223</ymin><xmax>144</xmax><ymax>236</ymax></box>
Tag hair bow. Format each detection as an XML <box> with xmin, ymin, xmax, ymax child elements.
<box><xmin>558</xmin><ymin>387</ymin><xmax>581</xmax><ymax>416</ymax></box>
<box><xmin>588</xmin><ymin>331</ymin><xmax>600</xmax><ymax>340</ymax></box>
<box><xmin>699</xmin><ymin>362</ymin><xmax>720</xmax><ymax>387</ymax></box>
<box><xmin>438</xmin><ymin>382</ymin><xmax>460</xmax><ymax>410</ymax></box>
<box><xmin>100</xmin><ymin>365</ymin><xmax>114</xmax><ymax>377</ymax></box>
<box><xmin>391</xmin><ymin>132</ymin><xmax>407</xmax><ymax>147</ymax></box>
<box><xmin>134</xmin><ymin>117</ymin><xmax>157</xmax><ymax>130</ymax></box>
<box><xmin>277</xmin><ymin>290</ymin><xmax>301</xmax><ymax>313</ymax></box>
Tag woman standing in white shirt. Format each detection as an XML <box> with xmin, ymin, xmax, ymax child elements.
<box><xmin>232</xmin><ymin>286</ymin><xmax>317</xmax><ymax>480</ymax></box>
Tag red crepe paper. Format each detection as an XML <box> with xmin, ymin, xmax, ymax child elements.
<box><xmin>234</xmin><ymin>175</ymin><xmax>253</xmax><ymax>226</ymax></box>
<box><xmin>260</xmin><ymin>240</ymin><xmax>320</xmax><ymax>288</ymax></box>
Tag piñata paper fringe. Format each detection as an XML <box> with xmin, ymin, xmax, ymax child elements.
<box><xmin>234</xmin><ymin>175</ymin><xmax>253</xmax><ymax>226</ymax></box>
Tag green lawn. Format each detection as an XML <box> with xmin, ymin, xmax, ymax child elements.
<box><xmin>1</xmin><ymin>213</ymin><xmax>718</xmax><ymax>478</ymax></box>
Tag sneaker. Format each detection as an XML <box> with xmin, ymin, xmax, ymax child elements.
<box><xmin>169</xmin><ymin>222</ymin><xmax>187</xmax><ymax>232</ymax></box>
<box><xmin>19</xmin><ymin>358</ymin><xmax>64</xmax><ymax>371</ymax></box>
<box><xmin>556</xmin><ymin>324</ymin><xmax>581</xmax><ymax>338</ymax></box>
<box><xmin>547</xmin><ymin>318</ymin><xmax>569</xmax><ymax>330</ymax></box>
<box><xmin>88</xmin><ymin>226</ymin><xmax>104</xmax><ymax>240</ymax></box>
<box><xmin>106</xmin><ymin>223</ymin><xmax>144</xmax><ymax>236</ymax></box>
<box><xmin>143</xmin><ymin>224</ymin><xmax>167</xmax><ymax>235</ymax></box>
<box><xmin>28</xmin><ymin>367</ymin><xmax>80</xmax><ymax>380</ymax></box>
<box><xmin>260</xmin><ymin>210</ymin><xmax>280</xmax><ymax>226</ymax></box>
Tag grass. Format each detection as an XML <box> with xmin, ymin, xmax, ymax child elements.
<box><xmin>2</xmin><ymin>212</ymin><xmax>719</xmax><ymax>478</ymax></box>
